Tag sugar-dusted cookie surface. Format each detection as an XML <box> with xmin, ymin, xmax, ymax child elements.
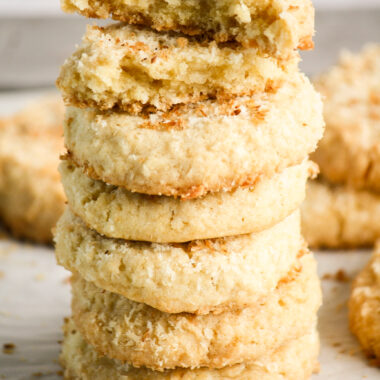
<box><xmin>313</xmin><ymin>44</ymin><xmax>380</xmax><ymax>192</ymax></box>
<box><xmin>58</xmin><ymin>23</ymin><xmax>300</xmax><ymax>113</ymax></box>
<box><xmin>60</xmin><ymin>0</ymin><xmax>314</xmax><ymax>54</ymax></box>
<box><xmin>61</xmin><ymin>318</ymin><xmax>319</xmax><ymax>380</ymax></box>
<box><xmin>70</xmin><ymin>253</ymin><xmax>320</xmax><ymax>370</ymax></box>
<box><xmin>0</xmin><ymin>96</ymin><xmax>66</xmax><ymax>243</ymax></box>
<box><xmin>63</xmin><ymin>73</ymin><xmax>323</xmax><ymax>197</ymax></box>
<box><xmin>56</xmin><ymin>208</ymin><xmax>303</xmax><ymax>314</ymax></box>
<box><xmin>60</xmin><ymin>160</ymin><xmax>314</xmax><ymax>243</ymax></box>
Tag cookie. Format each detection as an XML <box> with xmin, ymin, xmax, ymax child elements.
<box><xmin>61</xmin><ymin>319</ymin><xmax>319</xmax><ymax>380</ymax></box>
<box><xmin>70</xmin><ymin>252</ymin><xmax>321</xmax><ymax>370</ymax></box>
<box><xmin>302</xmin><ymin>180</ymin><xmax>380</xmax><ymax>248</ymax></box>
<box><xmin>63</xmin><ymin>73</ymin><xmax>323</xmax><ymax>197</ymax></box>
<box><xmin>0</xmin><ymin>96</ymin><xmax>65</xmax><ymax>243</ymax></box>
<box><xmin>57</xmin><ymin>23</ymin><xmax>300</xmax><ymax>113</ymax></box>
<box><xmin>60</xmin><ymin>159</ymin><xmax>314</xmax><ymax>243</ymax></box>
<box><xmin>60</xmin><ymin>0</ymin><xmax>314</xmax><ymax>54</ymax></box>
<box><xmin>56</xmin><ymin>208</ymin><xmax>303</xmax><ymax>314</ymax></box>
<box><xmin>313</xmin><ymin>44</ymin><xmax>380</xmax><ymax>192</ymax></box>
<box><xmin>349</xmin><ymin>243</ymin><xmax>380</xmax><ymax>362</ymax></box>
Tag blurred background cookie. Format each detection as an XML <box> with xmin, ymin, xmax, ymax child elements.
<box><xmin>349</xmin><ymin>242</ymin><xmax>380</xmax><ymax>362</ymax></box>
<box><xmin>302</xmin><ymin>44</ymin><xmax>380</xmax><ymax>248</ymax></box>
<box><xmin>0</xmin><ymin>96</ymin><xmax>65</xmax><ymax>243</ymax></box>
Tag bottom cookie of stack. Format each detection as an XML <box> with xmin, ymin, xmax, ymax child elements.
<box><xmin>68</xmin><ymin>252</ymin><xmax>320</xmax><ymax>370</ymax></box>
<box><xmin>61</xmin><ymin>318</ymin><xmax>319</xmax><ymax>380</ymax></box>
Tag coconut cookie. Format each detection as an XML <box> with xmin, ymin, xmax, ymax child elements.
<box><xmin>61</xmin><ymin>318</ymin><xmax>319</xmax><ymax>380</ymax></box>
<box><xmin>349</xmin><ymin>243</ymin><xmax>380</xmax><ymax>362</ymax></box>
<box><xmin>61</xmin><ymin>0</ymin><xmax>314</xmax><ymax>55</ymax></box>
<box><xmin>70</xmin><ymin>253</ymin><xmax>320</xmax><ymax>370</ymax></box>
<box><xmin>64</xmin><ymin>73</ymin><xmax>323</xmax><ymax>197</ymax></box>
<box><xmin>302</xmin><ymin>180</ymin><xmax>380</xmax><ymax>248</ymax></box>
<box><xmin>0</xmin><ymin>96</ymin><xmax>66</xmax><ymax>243</ymax></box>
<box><xmin>60</xmin><ymin>160</ymin><xmax>314</xmax><ymax>243</ymax></box>
<box><xmin>56</xmin><ymin>208</ymin><xmax>303</xmax><ymax>314</ymax></box>
<box><xmin>58</xmin><ymin>23</ymin><xmax>300</xmax><ymax>113</ymax></box>
<box><xmin>313</xmin><ymin>44</ymin><xmax>380</xmax><ymax>192</ymax></box>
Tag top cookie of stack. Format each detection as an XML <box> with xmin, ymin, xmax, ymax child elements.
<box><xmin>58</xmin><ymin>0</ymin><xmax>314</xmax><ymax>114</ymax></box>
<box><xmin>61</xmin><ymin>0</ymin><xmax>314</xmax><ymax>52</ymax></box>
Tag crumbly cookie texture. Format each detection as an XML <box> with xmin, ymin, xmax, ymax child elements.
<box><xmin>70</xmin><ymin>253</ymin><xmax>321</xmax><ymax>370</ymax></box>
<box><xmin>313</xmin><ymin>44</ymin><xmax>380</xmax><ymax>192</ymax></box>
<box><xmin>349</xmin><ymin>243</ymin><xmax>380</xmax><ymax>362</ymax></box>
<box><xmin>63</xmin><ymin>73</ymin><xmax>324</xmax><ymax>197</ymax></box>
<box><xmin>60</xmin><ymin>160</ymin><xmax>314</xmax><ymax>243</ymax></box>
<box><xmin>60</xmin><ymin>0</ymin><xmax>314</xmax><ymax>54</ymax></box>
<box><xmin>61</xmin><ymin>318</ymin><xmax>319</xmax><ymax>380</ymax></box>
<box><xmin>302</xmin><ymin>180</ymin><xmax>380</xmax><ymax>249</ymax></box>
<box><xmin>0</xmin><ymin>96</ymin><xmax>65</xmax><ymax>243</ymax></box>
<box><xmin>56</xmin><ymin>208</ymin><xmax>303</xmax><ymax>314</ymax></box>
<box><xmin>57</xmin><ymin>23</ymin><xmax>300</xmax><ymax>112</ymax></box>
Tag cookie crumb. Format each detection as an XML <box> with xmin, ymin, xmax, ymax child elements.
<box><xmin>336</xmin><ymin>302</ymin><xmax>346</xmax><ymax>312</ymax></box>
<box><xmin>3</xmin><ymin>342</ymin><xmax>15</xmax><ymax>354</ymax></box>
<box><xmin>0</xmin><ymin>271</ymin><xmax>4</xmax><ymax>279</ymax></box>
<box><xmin>34</xmin><ymin>273</ymin><xmax>45</xmax><ymax>282</ymax></box>
<box><xmin>322</xmin><ymin>269</ymin><xmax>350</xmax><ymax>282</ymax></box>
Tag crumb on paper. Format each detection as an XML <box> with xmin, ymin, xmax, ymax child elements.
<box><xmin>34</xmin><ymin>273</ymin><xmax>45</xmax><ymax>282</ymax></box>
<box><xmin>56</xmin><ymin>370</ymin><xmax>64</xmax><ymax>376</ymax></box>
<box><xmin>62</xmin><ymin>276</ymin><xmax>71</xmax><ymax>285</ymax></box>
<box><xmin>332</xmin><ymin>342</ymin><xmax>341</xmax><ymax>347</ymax></box>
<box><xmin>322</xmin><ymin>269</ymin><xmax>350</xmax><ymax>282</ymax></box>
<box><xmin>0</xmin><ymin>271</ymin><xmax>4</xmax><ymax>279</ymax></box>
<box><xmin>336</xmin><ymin>302</ymin><xmax>346</xmax><ymax>312</ymax></box>
<box><xmin>2</xmin><ymin>342</ymin><xmax>15</xmax><ymax>354</ymax></box>
<box><xmin>339</xmin><ymin>347</ymin><xmax>359</xmax><ymax>356</ymax></box>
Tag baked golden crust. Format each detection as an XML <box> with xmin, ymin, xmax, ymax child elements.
<box><xmin>349</xmin><ymin>243</ymin><xmax>380</xmax><ymax>362</ymax></box>
<box><xmin>60</xmin><ymin>159</ymin><xmax>314</xmax><ymax>243</ymax></box>
<box><xmin>63</xmin><ymin>73</ymin><xmax>324</xmax><ymax>197</ymax></box>
<box><xmin>302</xmin><ymin>180</ymin><xmax>380</xmax><ymax>249</ymax></box>
<box><xmin>60</xmin><ymin>0</ymin><xmax>314</xmax><ymax>55</ymax></box>
<box><xmin>57</xmin><ymin>23</ymin><xmax>300</xmax><ymax>112</ymax></box>
<box><xmin>55</xmin><ymin>208</ymin><xmax>303</xmax><ymax>314</ymax></box>
<box><xmin>0</xmin><ymin>96</ymin><xmax>66</xmax><ymax>243</ymax></box>
<box><xmin>313</xmin><ymin>44</ymin><xmax>380</xmax><ymax>192</ymax></box>
<box><xmin>61</xmin><ymin>318</ymin><xmax>319</xmax><ymax>380</ymax></box>
<box><xmin>70</xmin><ymin>253</ymin><xmax>321</xmax><ymax>370</ymax></box>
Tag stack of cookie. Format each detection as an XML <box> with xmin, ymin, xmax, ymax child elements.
<box><xmin>55</xmin><ymin>0</ymin><xmax>324</xmax><ymax>378</ymax></box>
<box><xmin>302</xmin><ymin>44</ymin><xmax>380</xmax><ymax>248</ymax></box>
